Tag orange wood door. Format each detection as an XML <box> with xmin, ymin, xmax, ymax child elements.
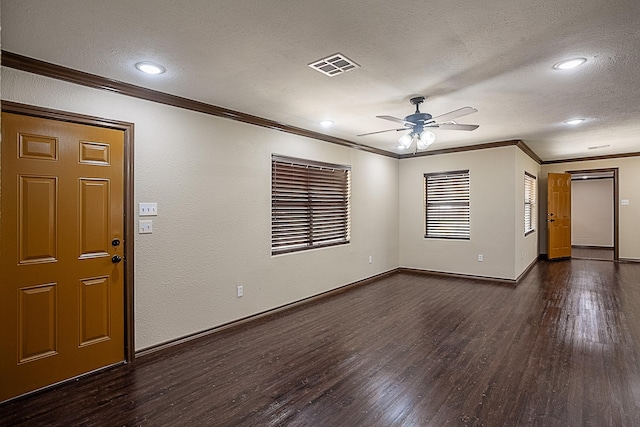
<box><xmin>547</xmin><ymin>173</ymin><xmax>571</xmax><ymax>260</ymax></box>
<box><xmin>0</xmin><ymin>113</ymin><xmax>125</xmax><ymax>402</ymax></box>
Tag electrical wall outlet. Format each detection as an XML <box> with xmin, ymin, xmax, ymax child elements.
<box><xmin>478</xmin><ymin>254</ymin><xmax>484</xmax><ymax>262</ymax></box>
<box><xmin>237</xmin><ymin>285</ymin><xmax>244</xmax><ymax>298</ymax></box>
<box><xmin>139</xmin><ymin>219</ymin><xmax>153</xmax><ymax>234</ymax></box>
<box><xmin>369</xmin><ymin>255</ymin><xmax>373</xmax><ymax>264</ymax></box>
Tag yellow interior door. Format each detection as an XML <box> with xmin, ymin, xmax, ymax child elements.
<box><xmin>0</xmin><ymin>112</ymin><xmax>125</xmax><ymax>402</ymax></box>
<box><xmin>547</xmin><ymin>172</ymin><xmax>572</xmax><ymax>260</ymax></box>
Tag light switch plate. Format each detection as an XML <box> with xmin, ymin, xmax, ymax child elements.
<box><xmin>139</xmin><ymin>202</ymin><xmax>158</xmax><ymax>216</ymax></box>
<box><xmin>139</xmin><ymin>219</ymin><xmax>153</xmax><ymax>234</ymax></box>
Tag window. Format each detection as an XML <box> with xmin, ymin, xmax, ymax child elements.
<box><xmin>524</xmin><ymin>172</ymin><xmax>537</xmax><ymax>235</ymax></box>
<box><xmin>272</xmin><ymin>155</ymin><xmax>351</xmax><ymax>255</ymax></box>
<box><xmin>424</xmin><ymin>170</ymin><xmax>470</xmax><ymax>239</ymax></box>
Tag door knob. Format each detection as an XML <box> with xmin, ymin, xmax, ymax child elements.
<box><xmin>112</xmin><ymin>255</ymin><xmax>123</xmax><ymax>263</ymax></box>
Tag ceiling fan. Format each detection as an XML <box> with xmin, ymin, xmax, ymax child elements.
<box><xmin>358</xmin><ymin>96</ymin><xmax>479</xmax><ymax>152</ymax></box>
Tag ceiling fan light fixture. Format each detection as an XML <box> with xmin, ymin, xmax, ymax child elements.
<box><xmin>399</xmin><ymin>133</ymin><xmax>413</xmax><ymax>149</ymax></box>
<box><xmin>553</xmin><ymin>58</ymin><xmax>587</xmax><ymax>70</ymax></box>
<box><xmin>417</xmin><ymin>130</ymin><xmax>436</xmax><ymax>149</ymax></box>
<box><xmin>360</xmin><ymin>97</ymin><xmax>478</xmax><ymax>149</ymax></box>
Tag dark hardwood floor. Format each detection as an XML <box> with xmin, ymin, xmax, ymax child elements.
<box><xmin>2</xmin><ymin>259</ymin><xmax>640</xmax><ymax>426</ymax></box>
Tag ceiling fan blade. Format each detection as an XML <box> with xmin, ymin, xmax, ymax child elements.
<box><xmin>431</xmin><ymin>107</ymin><xmax>478</xmax><ymax>123</ymax></box>
<box><xmin>357</xmin><ymin>127</ymin><xmax>407</xmax><ymax>137</ymax></box>
<box><xmin>436</xmin><ymin>123</ymin><xmax>479</xmax><ymax>131</ymax></box>
<box><xmin>376</xmin><ymin>115</ymin><xmax>416</xmax><ymax>126</ymax></box>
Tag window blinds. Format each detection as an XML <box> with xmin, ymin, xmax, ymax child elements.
<box><xmin>524</xmin><ymin>172</ymin><xmax>536</xmax><ymax>235</ymax></box>
<box><xmin>424</xmin><ymin>170</ymin><xmax>470</xmax><ymax>239</ymax></box>
<box><xmin>272</xmin><ymin>155</ymin><xmax>351</xmax><ymax>255</ymax></box>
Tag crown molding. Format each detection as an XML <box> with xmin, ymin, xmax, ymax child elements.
<box><xmin>1</xmin><ymin>50</ymin><xmax>397</xmax><ymax>159</ymax></box>
<box><xmin>541</xmin><ymin>151</ymin><xmax>640</xmax><ymax>164</ymax></box>
<box><xmin>2</xmin><ymin>51</ymin><xmax>564</xmax><ymax>164</ymax></box>
<box><xmin>515</xmin><ymin>140</ymin><xmax>542</xmax><ymax>164</ymax></box>
<box><xmin>399</xmin><ymin>139</ymin><xmax>541</xmax><ymax>163</ymax></box>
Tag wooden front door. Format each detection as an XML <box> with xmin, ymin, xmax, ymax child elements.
<box><xmin>547</xmin><ymin>172</ymin><xmax>571</xmax><ymax>260</ymax></box>
<box><xmin>0</xmin><ymin>112</ymin><xmax>125</xmax><ymax>402</ymax></box>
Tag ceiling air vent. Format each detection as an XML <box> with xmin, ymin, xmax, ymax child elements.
<box><xmin>308</xmin><ymin>53</ymin><xmax>360</xmax><ymax>77</ymax></box>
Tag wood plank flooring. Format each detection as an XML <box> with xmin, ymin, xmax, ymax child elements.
<box><xmin>2</xmin><ymin>259</ymin><xmax>640</xmax><ymax>426</ymax></box>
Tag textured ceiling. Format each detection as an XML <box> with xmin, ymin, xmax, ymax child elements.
<box><xmin>2</xmin><ymin>0</ymin><xmax>639</xmax><ymax>161</ymax></box>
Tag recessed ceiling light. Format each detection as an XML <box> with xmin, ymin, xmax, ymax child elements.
<box><xmin>135</xmin><ymin>61</ymin><xmax>166</xmax><ymax>75</ymax></box>
<box><xmin>564</xmin><ymin>118</ymin><xmax>585</xmax><ymax>125</ymax></box>
<box><xmin>319</xmin><ymin>120</ymin><xmax>334</xmax><ymax>127</ymax></box>
<box><xmin>553</xmin><ymin>58</ymin><xmax>587</xmax><ymax>70</ymax></box>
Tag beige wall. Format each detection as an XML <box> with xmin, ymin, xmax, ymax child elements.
<box><xmin>398</xmin><ymin>145</ymin><xmax>539</xmax><ymax>280</ymax></box>
<box><xmin>515</xmin><ymin>147</ymin><xmax>541</xmax><ymax>276</ymax></box>
<box><xmin>541</xmin><ymin>158</ymin><xmax>640</xmax><ymax>260</ymax></box>
<box><xmin>571</xmin><ymin>179</ymin><xmax>614</xmax><ymax>246</ymax></box>
<box><xmin>2</xmin><ymin>67</ymin><xmax>400</xmax><ymax>350</ymax></box>
<box><xmin>7</xmin><ymin>64</ymin><xmax>637</xmax><ymax>351</ymax></box>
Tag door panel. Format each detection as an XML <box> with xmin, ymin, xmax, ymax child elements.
<box><xmin>1</xmin><ymin>112</ymin><xmax>125</xmax><ymax>402</ymax></box>
<box><xmin>547</xmin><ymin>173</ymin><xmax>571</xmax><ymax>259</ymax></box>
<box><xmin>18</xmin><ymin>283</ymin><xmax>58</xmax><ymax>363</ymax></box>
<box><xmin>19</xmin><ymin>176</ymin><xmax>58</xmax><ymax>263</ymax></box>
<box><xmin>79</xmin><ymin>178</ymin><xmax>111</xmax><ymax>258</ymax></box>
<box><xmin>19</xmin><ymin>133</ymin><xmax>58</xmax><ymax>160</ymax></box>
<box><xmin>79</xmin><ymin>276</ymin><xmax>112</xmax><ymax>346</ymax></box>
<box><xmin>79</xmin><ymin>140</ymin><xmax>111</xmax><ymax>165</ymax></box>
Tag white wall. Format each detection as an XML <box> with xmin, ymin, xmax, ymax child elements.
<box><xmin>399</xmin><ymin>146</ymin><xmax>535</xmax><ymax>281</ymax></box>
<box><xmin>2</xmin><ymin>67</ymin><xmax>400</xmax><ymax>350</ymax></box>
<box><xmin>571</xmin><ymin>178</ymin><xmax>614</xmax><ymax>247</ymax></box>
<box><xmin>540</xmin><ymin>158</ymin><xmax>640</xmax><ymax>261</ymax></box>
<box><xmin>515</xmin><ymin>147</ymin><xmax>541</xmax><ymax>277</ymax></box>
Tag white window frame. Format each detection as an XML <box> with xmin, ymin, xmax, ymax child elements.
<box><xmin>524</xmin><ymin>172</ymin><xmax>537</xmax><ymax>235</ymax></box>
<box><xmin>424</xmin><ymin>170</ymin><xmax>470</xmax><ymax>240</ymax></box>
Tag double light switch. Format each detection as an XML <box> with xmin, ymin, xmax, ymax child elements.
<box><xmin>139</xmin><ymin>202</ymin><xmax>157</xmax><ymax>234</ymax></box>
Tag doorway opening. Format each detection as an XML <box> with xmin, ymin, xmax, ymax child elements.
<box><xmin>567</xmin><ymin>168</ymin><xmax>618</xmax><ymax>261</ymax></box>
